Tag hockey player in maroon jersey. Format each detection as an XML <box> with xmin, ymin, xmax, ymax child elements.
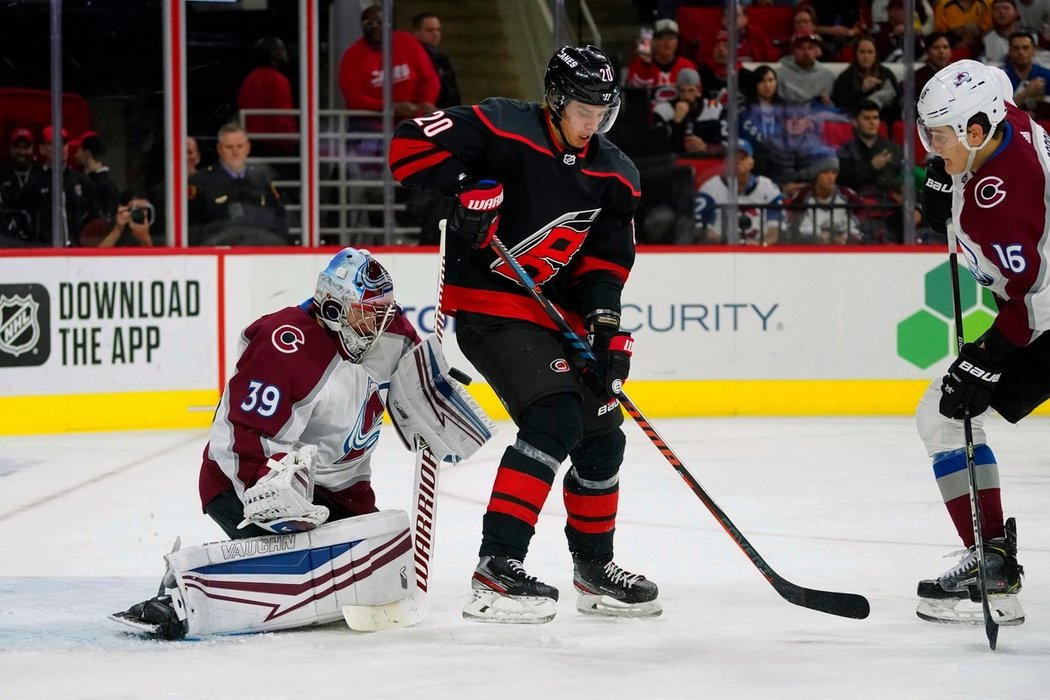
<box><xmin>389</xmin><ymin>45</ymin><xmax>660</xmax><ymax>623</ymax></box>
<box><xmin>111</xmin><ymin>248</ymin><xmax>493</xmax><ymax>639</ymax></box>
<box><xmin>913</xmin><ymin>60</ymin><xmax>1041</xmax><ymax>625</ymax></box>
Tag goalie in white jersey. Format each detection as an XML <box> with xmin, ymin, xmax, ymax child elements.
<box><xmin>110</xmin><ymin>247</ymin><xmax>494</xmax><ymax>639</ymax></box>
<box><xmin>913</xmin><ymin>60</ymin><xmax>1049</xmax><ymax>626</ymax></box>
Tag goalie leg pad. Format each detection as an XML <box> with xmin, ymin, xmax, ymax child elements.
<box><xmin>388</xmin><ymin>334</ymin><xmax>496</xmax><ymax>463</ymax></box>
<box><xmin>161</xmin><ymin>510</ymin><xmax>414</xmax><ymax>637</ymax></box>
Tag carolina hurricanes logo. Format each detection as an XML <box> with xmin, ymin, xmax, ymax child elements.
<box><xmin>271</xmin><ymin>324</ymin><xmax>306</xmax><ymax>353</ymax></box>
<box><xmin>337</xmin><ymin>378</ymin><xmax>385</xmax><ymax>463</ymax></box>
<box><xmin>550</xmin><ymin>358</ymin><xmax>571</xmax><ymax>373</ymax></box>
<box><xmin>973</xmin><ymin>176</ymin><xmax>1006</xmax><ymax>209</ymax></box>
<box><xmin>490</xmin><ymin>209</ymin><xmax>601</xmax><ymax>285</ymax></box>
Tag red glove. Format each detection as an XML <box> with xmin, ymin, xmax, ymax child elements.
<box><xmin>449</xmin><ymin>179</ymin><xmax>502</xmax><ymax>248</ymax></box>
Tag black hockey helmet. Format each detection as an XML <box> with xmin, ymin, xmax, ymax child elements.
<box><xmin>544</xmin><ymin>45</ymin><xmax>621</xmax><ymax>133</ymax></box>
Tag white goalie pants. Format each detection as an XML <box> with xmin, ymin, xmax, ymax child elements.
<box><xmin>165</xmin><ymin>510</ymin><xmax>413</xmax><ymax>637</ymax></box>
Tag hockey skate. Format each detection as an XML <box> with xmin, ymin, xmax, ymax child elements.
<box><xmin>462</xmin><ymin>555</ymin><xmax>559</xmax><ymax>624</ymax></box>
<box><xmin>109</xmin><ymin>594</ymin><xmax>187</xmax><ymax>640</ymax></box>
<box><xmin>916</xmin><ymin>518</ymin><xmax>1024</xmax><ymax>626</ymax></box>
<box><xmin>573</xmin><ymin>559</ymin><xmax>662</xmax><ymax>618</ymax></box>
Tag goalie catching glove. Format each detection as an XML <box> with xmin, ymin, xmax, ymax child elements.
<box><xmin>238</xmin><ymin>445</ymin><xmax>330</xmax><ymax>533</ymax></box>
<box><xmin>388</xmin><ymin>334</ymin><xmax>496</xmax><ymax>463</ymax></box>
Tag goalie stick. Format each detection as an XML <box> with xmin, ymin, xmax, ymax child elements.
<box><xmin>946</xmin><ymin>223</ymin><xmax>999</xmax><ymax>650</ymax></box>
<box><xmin>487</xmin><ymin>234</ymin><xmax>870</xmax><ymax>620</ymax></box>
<box><xmin>343</xmin><ymin>222</ymin><xmax>452</xmax><ymax>633</ymax></box>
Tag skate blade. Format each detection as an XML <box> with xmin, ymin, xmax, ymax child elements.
<box><xmin>576</xmin><ymin>593</ymin><xmax>662</xmax><ymax>618</ymax></box>
<box><xmin>342</xmin><ymin>596</ymin><xmax>421</xmax><ymax>632</ymax></box>
<box><xmin>916</xmin><ymin>594</ymin><xmax>1025</xmax><ymax>626</ymax></box>
<box><xmin>108</xmin><ymin>611</ymin><xmax>162</xmax><ymax>636</ymax></box>
<box><xmin>462</xmin><ymin>590</ymin><xmax>556</xmax><ymax>624</ymax></box>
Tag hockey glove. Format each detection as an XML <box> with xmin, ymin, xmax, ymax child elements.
<box><xmin>921</xmin><ymin>157</ymin><xmax>952</xmax><ymax>235</ymax></box>
<box><xmin>577</xmin><ymin>312</ymin><xmax>632</xmax><ymax>400</ymax></box>
<box><xmin>238</xmin><ymin>446</ymin><xmax>330</xmax><ymax>533</ymax></box>
<box><xmin>939</xmin><ymin>343</ymin><xmax>1004</xmax><ymax>419</ymax></box>
<box><xmin>449</xmin><ymin>179</ymin><xmax>503</xmax><ymax>249</ymax></box>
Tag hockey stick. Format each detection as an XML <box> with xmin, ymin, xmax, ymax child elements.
<box><xmin>342</xmin><ymin>222</ymin><xmax>450</xmax><ymax>632</ymax></box>
<box><xmin>946</xmin><ymin>222</ymin><xmax>999</xmax><ymax>650</ymax></box>
<box><xmin>487</xmin><ymin>234</ymin><xmax>870</xmax><ymax>620</ymax></box>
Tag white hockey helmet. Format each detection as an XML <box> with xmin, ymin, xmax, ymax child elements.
<box><xmin>917</xmin><ymin>60</ymin><xmax>1006</xmax><ymax>155</ymax></box>
<box><xmin>314</xmin><ymin>247</ymin><xmax>395</xmax><ymax>360</ymax></box>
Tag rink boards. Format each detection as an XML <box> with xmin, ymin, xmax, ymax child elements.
<box><xmin>2</xmin><ymin>247</ymin><xmax>1036</xmax><ymax>434</ymax></box>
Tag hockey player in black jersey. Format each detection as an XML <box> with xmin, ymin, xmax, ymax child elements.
<box><xmin>390</xmin><ymin>45</ymin><xmax>660</xmax><ymax>623</ymax></box>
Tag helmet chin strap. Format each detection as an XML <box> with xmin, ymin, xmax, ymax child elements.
<box><xmin>546</xmin><ymin>100</ymin><xmax>584</xmax><ymax>154</ymax></box>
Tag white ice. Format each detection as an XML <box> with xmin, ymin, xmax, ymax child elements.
<box><xmin>2</xmin><ymin>416</ymin><xmax>1049</xmax><ymax>699</ymax></box>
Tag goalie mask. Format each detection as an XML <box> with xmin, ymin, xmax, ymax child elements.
<box><xmin>917</xmin><ymin>60</ymin><xmax>1006</xmax><ymax>166</ymax></box>
<box><xmin>314</xmin><ymin>247</ymin><xmax>395</xmax><ymax>361</ymax></box>
<box><xmin>544</xmin><ymin>44</ymin><xmax>621</xmax><ymax>134</ymax></box>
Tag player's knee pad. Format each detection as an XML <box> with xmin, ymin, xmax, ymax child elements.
<box><xmin>915</xmin><ymin>378</ymin><xmax>987</xmax><ymax>456</ymax></box>
<box><xmin>569</xmin><ymin>428</ymin><xmax>625</xmax><ymax>482</ymax></box>
<box><xmin>163</xmin><ymin>510</ymin><xmax>413</xmax><ymax>637</ymax></box>
<box><xmin>516</xmin><ymin>392</ymin><xmax>584</xmax><ymax>463</ymax></box>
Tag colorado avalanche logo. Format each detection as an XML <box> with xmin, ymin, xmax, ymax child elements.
<box><xmin>490</xmin><ymin>209</ymin><xmax>601</xmax><ymax>285</ymax></box>
<box><xmin>973</xmin><ymin>176</ymin><xmax>1006</xmax><ymax>209</ymax></box>
<box><xmin>271</xmin><ymin>324</ymin><xmax>306</xmax><ymax>354</ymax></box>
<box><xmin>953</xmin><ymin>71</ymin><xmax>972</xmax><ymax>87</ymax></box>
<box><xmin>958</xmin><ymin>238</ymin><xmax>995</xmax><ymax>286</ymax></box>
<box><xmin>337</xmin><ymin>378</ymin><xmax>385</xmax><ymax>463</ymax></box>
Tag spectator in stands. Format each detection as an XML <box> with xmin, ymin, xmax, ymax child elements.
<box><xmin>626</xmin><ymin>19</ymin><xmax>697</xmax><ymax>91</ymax></box>
<box><xmin>188</xmin><ymin>122</ymin><xmax>287</xmax><ymax>245</ymax></box>
<box><xmin>75</xmin><ymin>132</ymin><xmax>120</xmax><ymax>229</ymax></box>
<box><xmin>37</xmin><ymin>125</ymin><xmax>99</xmax><ymax>246</ymax></box>
<box><xmin>777</xmin><ymin>33</ymin><xmax>836</xmax><ymax>108</ymax></box>
<box><xmin>870</xmin><ymin>0</ymin><xmax>926</xmax><ymax>62</ymax></box>
<box><xmin>936</xmin><ymin>0</ymin><xmax>993</xmax><ymax>57</ymax></box>
<box><xmin>652</xmin><ymin>67</ymin><xmax>727</xmax><ymax>159</ymax></box>
<box><xmin>984</xmin><ymin>0</ymin><xmax>1025</xmax><ymax>64</ymax></box>
<box><xmin>412</xmin><ymin>12</ymin><xmax>461</xmax><ymax>108</ymax></box>
<box><xmin>0</xmin><ymin>127</ymin><xmax>47</xmax><ymax>246</ymax></box>
<box><xmin>836</xmin><ymin>99</ymin><xmax>911</xmax><ymax>242</ymax></box>
<box><xmin>80</xmin><ymin>191</ymin><xmax>155</xmax><ymax>248</ymax></box>
<box><xmin>725</xmin><ymin>5</ymin><xmax>780</xmax><ymax>63</ymax></box>
<box><xmin>238</xmin><ymin>36</ymin><xmax>297</xmax><ymax>156</ymax></box>
<box><xmin>808</xmin><ymin>1</ymin><xmax>865</xmax><ymax>60</ymax></box>
<box><xmin>338</xmin><ymin>5</ymin><xmax>439</xmax><ymax>120</ymax></box>
<box><xmin>915</xmin><ymin>32</ymin><xmax>954</xmax><ymax>90</ymax></box>
<box><xmin>739</xmin><ymin>64</ymin><xmax>787</xmax><ymax>178</ymax></box>
<box><xmin>694</xmin><ymin>139</ymin><xmax>784</xmax><ymax>245</ymax></box>
<box><xmin>791</xmin><ymin>5</ymin><xmax>821</xmax><ymax>57</ymax></box>
<box><xmin>788</xmin><ymin>156</ymin><xmax>865</xmax><ymax>244</ymax></box>
<box><xmin>187</xmin><ymin>136</ymin><xmax>201</xmax><ymax>177</ymax></box>
<box><xmin>1017</xmin><ymin>0</ymin><xmax>1050</xmax><ymax>47</ymax></box>
<box><xmin>831</xmin><ymin>35</ymin><xmax>902</xmax><ymax>122</ymax></box>
<box><xmin>764</xmin><ymin>104</ymin><xmax>837</xmax><ymax>197</ymax></box>
<box><xmin>1003</xmin><ymin>30</ymin><xmax>1050</xmax><ymax>116</ymax></box>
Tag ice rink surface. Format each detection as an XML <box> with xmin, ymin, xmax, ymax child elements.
<box><xmin>2</xmin><ymin>415</ymin><xmax>1049</xmax><ymax>699</ymax></box>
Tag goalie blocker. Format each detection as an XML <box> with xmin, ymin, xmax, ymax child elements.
<box><xmin>110</xmin><ymin>510</ymin><xmax>414</xmax><ymax>639</ymax></box>
<box><xmin>387</xmin><ymin>333</ymin><xmax>495</xmax><ymax>463</ymax></box>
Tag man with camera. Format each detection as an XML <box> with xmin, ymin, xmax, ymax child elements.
<box><xmin>80</xmin><ymin>191</ymin><xmax>154</xmax><ymax>247</ymax></box>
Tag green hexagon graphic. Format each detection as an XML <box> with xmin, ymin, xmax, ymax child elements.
<box><xmin>924</xmin><ymin>261</ymin><xmax>976</xmax><ymax>318</ymax></box>
<box><xmin>962</xmin><ymin>308</ymin><xmax>995</xmax><ymax>343</ymax></box>
<box><xmin>898</xmin><ymin>310</ymin><xmax>951</xmax><ymax>369</ymax></box>
<box><xmin>981</xmin><ymin>286</ymin><xmax>996</xmax><ymax>310</ymax></box>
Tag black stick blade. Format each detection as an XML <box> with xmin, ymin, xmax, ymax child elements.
<box><xmin>775</xmin><ymin>580</ymin><xmax>871</xmax><ymax>619</ymax></box>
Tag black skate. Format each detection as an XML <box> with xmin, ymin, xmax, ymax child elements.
<box><xmin>916</xmin><ymin>517</ymin><xmax>1024</xmax><ymax>626</ymax></box>
<box><xmin>109</xmin><ymin>595</ymin><xmax>187</xmax><ymax>640</ymax></box>
<box><xmin>573</xmin><ymin>559</ymin><xmax>662</xmax><ymax>618</ymax></box>
<box><xmin>463</xmin><ymin>555</ymin><xmax>559</xmax><ymax>624</ymax></box>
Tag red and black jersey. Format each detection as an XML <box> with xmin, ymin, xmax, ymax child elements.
<box><xmin>389</xmin><ymin>97</ymin><xmax>640</xmax><ymax>333</ymax></box>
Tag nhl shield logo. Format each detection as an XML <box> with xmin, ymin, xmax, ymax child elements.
<box><xmin>0</xmin><ymin>284</ymin><xmax>50</xmax><ymax>367</ymax></box>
